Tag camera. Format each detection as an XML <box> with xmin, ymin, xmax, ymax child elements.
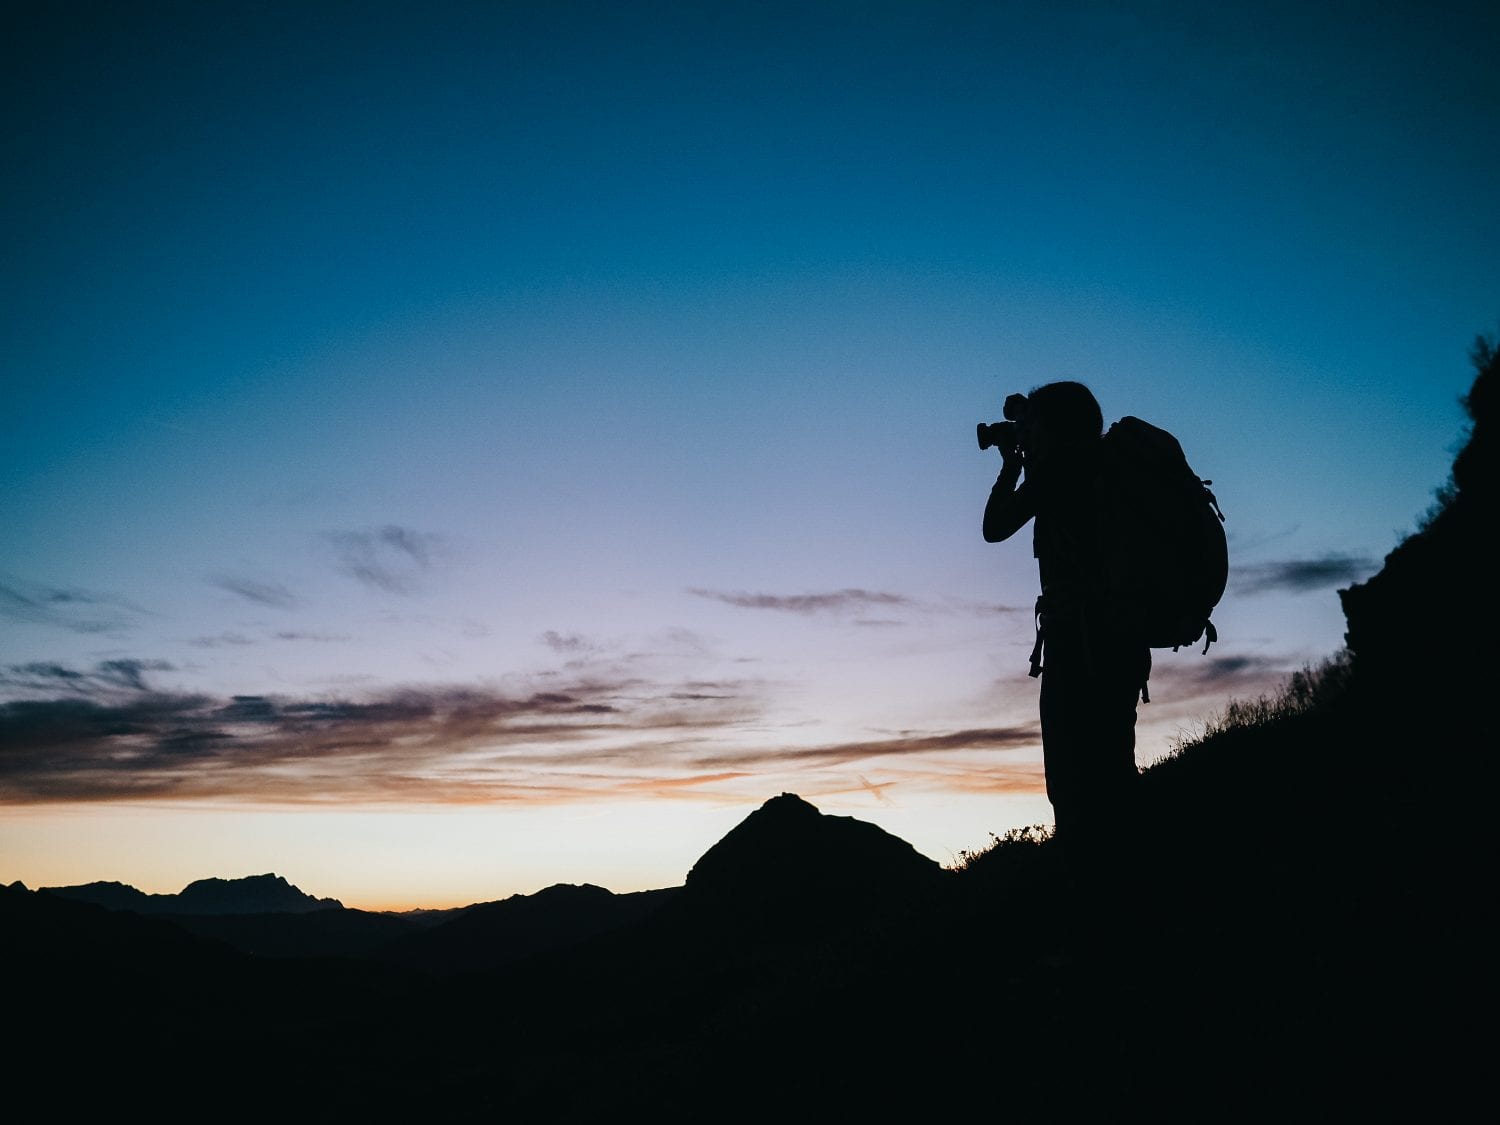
<box><xmin>976</xmin><ymin>420</ymin><xmax>1019</xmax><ymax>453</ymax></box>
<box><xmin>976</xmin><ymin>392</ymin><xmax>1030</xmax><ymax>453</ymax></box>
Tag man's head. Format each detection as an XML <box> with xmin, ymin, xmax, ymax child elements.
<box><xmin>1026</xmin><ymin>380</ymin><xmax>1103</xmax><ymax>441</ymax></box>
<box><xmin>1021</xmin><ymin>381</ymin><xmax>1103</xmax><ymax>468</ymax></box>
<box><xmin>1020</xmin><ymin>381</ymin><xmax>1104</xmax><ymax>459</ymax></box>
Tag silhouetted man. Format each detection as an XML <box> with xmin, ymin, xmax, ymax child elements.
<box><xmin>983</xmin><ymin>381</ymin><xmax>1149</xmax><ymax>942</ymax></box>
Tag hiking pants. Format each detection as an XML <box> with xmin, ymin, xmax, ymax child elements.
<box><xmin>1037</xmin><ymin>605</ymin><xmax>1150</xmax><ymax>894</ymax></box>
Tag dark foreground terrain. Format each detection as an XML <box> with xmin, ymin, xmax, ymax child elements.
<box><xmin>4</xmin><ymin>709</ymin><xmax>1485</xmax><ymax>1120</ymax></box>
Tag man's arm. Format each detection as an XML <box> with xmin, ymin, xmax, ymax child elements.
<box><xmin>983</xmin><ymin>457</ymin><xmax>1034</xmax><ymax>543</ymax></box>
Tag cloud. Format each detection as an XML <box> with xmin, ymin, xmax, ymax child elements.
<box><xmin>0</xmin><ymin>659</ymin><xmax>174</xmax><ymax>699</ymax></box>
<box><xmin>1120</xmin><ymin>651</ymin><xmax>1325</xmax><ymax>734</ymax></box>
<box><xmin>0</xmin><ymin>577</ymin><xmax>143</xmax><ymax>634</ymax></box>
<box><xmin>189</xmin><ymin>633</ymin><xmax>258</xmax><ymax>648</ymax></box>
<box><xmin>326</xmin><ymin>525</ymin><xmax>444</xmax><ymax>594</ymax></box>
<box><xmin>1232</xmin><ymin>554</ymin><xmax>1377</xmax><ymax>596</ymax></box>
<box><xmin>534</xmin><ymin>629</ymin><xmax>723</xmax><ymax>678</ymax></box>
<box><xmin>941</xmin><ymin>598</ymin><xmax>1028</xmax><ymax>617</ymax></box>
<box><xmin>540</xmin><ymin>631</ymin><xmax>593</xmax><ymax>654</ymax></box>
<box><xmin>691</xmin><ymin>725</ymin><xmax>1038</xmax><ymax>771</ymax></box>
<box><xmin>94</xmin><ymin>659</ymin><xmax>174</xmax><ymax>693</ymax></box>
<box><xmin>210</xmin><ymin>575</ymin><xmax>300</xmax><ymax>609</ymax></box>
<box><xmin>0</xmin><ymin>663</ymin><xmax>87</xmax><ymax>695</ymax></box>
<box><xmin>0</xmin><ymin>657</ymin><xmax>1054</xmax><ymax>809</ymax></box>
<box><xmin>0</xmin><ymin>664</ymin><xmax>770</xmax><ymax>805</ymax></box>
<box><xmin>689</xmin><ymin>588</ymin><xmax>914</xmax><ymax>615</ymax></box>
<box><xmin>189</xmin><ymin>630</ymin><xmax>350</xmax><ymax>648</ymax></box>
<box><xmin>686</xmin><ymin>590</ymin><xmax>1024</xmax><ymax>624</ymax></box>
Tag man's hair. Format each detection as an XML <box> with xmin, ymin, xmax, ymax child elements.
<box><xmin>1026</xmin><ymin>380</ymin><xmax>1103</xmax><ymax>444</ymax></box>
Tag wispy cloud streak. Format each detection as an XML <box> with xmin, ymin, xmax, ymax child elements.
<box><xmin>327</xmin><ymin>525</ymin><xmax>444</xmax><ymax>594</ymax></box>
<box><xmin>210</xmin><ymin>575</ymin><xmax>300</xmax><ymax>609</ymax></box>
<box><xmin>1233</xmin><ymin>554</ymin><xmax>1377</xmax><ymax>595</ymax></box>
<box><xmin>0</xmin><ymin>578</ymin><xmax>143</xmax><ymax>634</ymax></box>
<box><xmin>0</xmin><ymin>659</ymin><xmax>175</xmax><ymax>698</ymax></box>
<box><xmin>692</xmin><ymin>726</ymin><xmax>1037</xmax><ymax>769</ymax></box>
<box><xmin>689</xmin><ymin>588</ymin><xmax>914</xmax><ymax>614</ymax></box>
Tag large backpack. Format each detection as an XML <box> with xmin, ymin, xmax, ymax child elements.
<box><xmin>1096</xmin><ymin>416</ymin><xmax>1228</xmax><ymax>665</ymax></box>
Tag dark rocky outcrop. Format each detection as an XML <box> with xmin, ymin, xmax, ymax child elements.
<box><xmin>1340</xmin><ymin>336</ymin><xmax>1498</xmax><ymax>708</ymax></box>
<box><xmin>677</xmin><ymin>792</ymin><xmax>946</xmax><ymax>935</ymax></box>
<box><xmin>687</xmin><ymin>793</ymin><xmax>942</xmax><ymax>893</ymax></box>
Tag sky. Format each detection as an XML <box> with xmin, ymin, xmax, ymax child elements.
<box><xmin>3</xmin><ymin>0</ymin><xmax>1496</xmax><ymax>911</ymax></box>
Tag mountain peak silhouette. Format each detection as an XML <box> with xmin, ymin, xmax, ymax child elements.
<box><xmin>45</xmin><ymin>872</ymin><xmax>342</xmax><ymax>915</ymax></box>
<box><xmin>681</xmin><ymin>792</ymin><xmax>944</xmax><ymax>927</ymax></box>
<box><xmin>174</xmin><ymin>872</ymin><xmax>343</xmax><ymax>914</ymax></box>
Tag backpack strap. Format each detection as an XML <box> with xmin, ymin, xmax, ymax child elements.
<box><xmin>1202</xmin><ymin>480</ymin><xmax>1226</xmax><ymax>522</ymax></box>
<box><xmin>1028</xmin><ymin>595</ymin><xmax>1045</xmax><ymax>678</ymax></box>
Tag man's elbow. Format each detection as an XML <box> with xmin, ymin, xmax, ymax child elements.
<box><xmin>984</xmin><ymin>511</ymin><xmax>1027</xmax><ymax>543</ymax></box>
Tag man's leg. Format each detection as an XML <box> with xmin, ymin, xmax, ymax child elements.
<box><xmin>1041</xmin><ymin>623</ymin><xmax>1148</xmax><ymax>958</ymax></box>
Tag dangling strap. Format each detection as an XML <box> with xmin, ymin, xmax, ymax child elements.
<box><xmin>1201</xmin><ymin>620</ymin><xmax>1218</xmax><ymax>655</ymax></box>
<box><xmin>1028</xmin><ymin>595</ymin><xmax>1045</xmax><ymax>678</ymax></box>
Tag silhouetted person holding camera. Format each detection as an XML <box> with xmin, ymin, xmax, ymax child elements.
<box><xmin>982</xmin><ymin>381</ymin><xmax>1149</xmax><ymax>953</ymax></box>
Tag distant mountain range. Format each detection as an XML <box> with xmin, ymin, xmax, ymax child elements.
<box><xmin>4</xmin><ymin>342</ymin><xmax>1493</xmax><ymax>1117</ymax></box>
<box><xmin>17</xmin><ymin>792</ymin><xmax>948</xmax><ymax>971</ymax></box>
<box><xmin>40</xmin><ymin>871</ymin><xmax>345</xmax><ymax>915</ymax></box>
